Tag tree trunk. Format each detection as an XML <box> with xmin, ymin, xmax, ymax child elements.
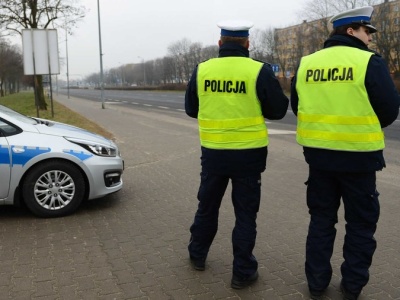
<box><xmin>34</xmin><ymin>75</ymin><xmax>47</xmax><ymax>110</ymax></box>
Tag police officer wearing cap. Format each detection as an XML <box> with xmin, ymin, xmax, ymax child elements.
<box><xmin>290</xmin><ymin>6</ymin><xmax>400</xmax><ymax>300</ymax></box>
<box><xmin>185</xmin><ymin>20</ymin><xmax>288</xmax><ymax>289</ymax></box>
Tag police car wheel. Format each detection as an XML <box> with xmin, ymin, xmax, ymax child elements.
<box><xmin>22</xmin><ymin>160</ymin><xmax>86</xmax><ymax>218</ymax></box>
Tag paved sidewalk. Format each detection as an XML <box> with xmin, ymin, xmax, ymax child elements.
<box><xmin>0</xmin><ymin>93</ymin><xmax>399</xmax><ymax>299</ymax></box>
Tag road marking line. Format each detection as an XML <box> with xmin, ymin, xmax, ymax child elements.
<box><xmin>269</xmin><ymin>129</ymin><xmax>296</xmax><ymax>135</ymax></box>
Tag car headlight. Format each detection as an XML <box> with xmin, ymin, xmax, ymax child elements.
<box><xmin>65</xmin><ymin>137</ymin><xmax>117</xmax><ymax>157</ymax></box>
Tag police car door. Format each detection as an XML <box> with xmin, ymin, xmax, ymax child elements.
<box><xmin>0</xmin><ymin>122</ymin><xmax>11</xmax><ymax>199</ymax></box>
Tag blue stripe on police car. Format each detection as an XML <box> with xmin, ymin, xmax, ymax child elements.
<box><xmin>11</xmin><ymin>146</ymin><xmax>51</xmax><ymax>166</ymax></box>
<box><xmin>63</xmin><ymin>149</ymin><xmax>93</xmax><ymax>161</ymax></box>
<box><xmin>0</xmin><ymin>145</ymin><xmax>10</xmax><ymax>164</ymax></box>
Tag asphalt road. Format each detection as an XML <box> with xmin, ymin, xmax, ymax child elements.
<box><xmin>58</xmin><ymin>88</ymin><xmax>400</xmax><ymax>141</ymax></box>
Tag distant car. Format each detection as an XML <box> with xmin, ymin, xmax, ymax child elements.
<box><xmin>0</xmin><ymin>104</ymin><xmax>123</xmax><ymax>217</ymax></box>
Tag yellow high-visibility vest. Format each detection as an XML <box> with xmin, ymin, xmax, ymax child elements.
<box><xmin>197</xmin><ymin>57</ymin><xmax>268</xmax><ymax>149</ymax></box>
<box><xmin>295</xmin><ymin>46</ymin><xmax>384</xmax><ymax>151</ymax></box>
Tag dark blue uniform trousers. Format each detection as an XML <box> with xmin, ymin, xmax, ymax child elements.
<box><xmin>188</xmin><ymin>171</ymin><xmax>261</xmax><ymax>277</ymax></box>
<box><xmin>305</xmin><ymin>167</ymin><xmax>380</xmax><ymax>295</ymax></box>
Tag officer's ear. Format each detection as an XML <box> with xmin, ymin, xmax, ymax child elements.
<box><xmin>245</xmin><ymin>39</ymin><xmax>250</xmax><ymax>49</ymax></box>
<box><xmin>218</xmin><ymin>40</ymin><xmax>223</xmax><ymax>47</ymax></box>
<box><xmin>347</xmin><ymin>27</ymin><xmax>354</xmax><ymax>36</ymax></box>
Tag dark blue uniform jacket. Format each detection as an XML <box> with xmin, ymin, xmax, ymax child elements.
<box><xmin>185</xmin><ymin>42</ymin><xmax>289</xmax><ymax>176</ymax></box>
<box><xmin>291</xmin><ymin>34</ymin><xmax>400</xmax><ymax>172</ymax></box>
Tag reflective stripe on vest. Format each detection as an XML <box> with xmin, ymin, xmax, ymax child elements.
<box><xmin>197</xmin><ymin>57</ymin><xmax>268</xmax><ymax>149</ymax></box>
<box><xmin>295</xmin><ymin>46</ymin><xmax>384</xmax><ymax>152</ymax></box>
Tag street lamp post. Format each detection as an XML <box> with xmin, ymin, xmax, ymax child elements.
<box><xmin>63</xmin><ymin>14</ymin><xmax>84</xmax><ymax>99</ymax></box>
<box><xmin>97</xmin><ymin>0</ymin><xmax>105</xmax><ymax>109</ymax></box>
<box><xmin>65</xmin><ymin>22</ymin><xmax>70</xmax><ymax>99</ymax></box>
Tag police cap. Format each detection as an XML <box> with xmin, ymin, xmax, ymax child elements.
<box><xmin>330</xmin><ymin>6</ymin><xmax>377</xmax><ymax>33</ymax></box>
<box><xmin>217</xmin><ymin>20</ymin><xmax>254</xmax><ymax>37</ymax></box>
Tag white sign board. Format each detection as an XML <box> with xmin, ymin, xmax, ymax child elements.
<box><xmin>22</xmin><ymin>29</ymin><xmax>60</xmax><ymax>75</ymax></box>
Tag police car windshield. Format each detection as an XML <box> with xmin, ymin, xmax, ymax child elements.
<box><xmin>0</xmin><ymin>105</ymin><xmax>38</xmax><ymax>125</ymax></box>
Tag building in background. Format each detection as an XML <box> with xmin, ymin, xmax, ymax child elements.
<box><xmin>273</xmin><ymin>0</ymin><xmax>400</xmax><ymax>79</ymax></box>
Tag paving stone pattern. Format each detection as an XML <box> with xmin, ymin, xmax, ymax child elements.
<box><xmin>0</xmin><ymin>94</ymin><xmax>399</xmax><ymax>299</ymax></box>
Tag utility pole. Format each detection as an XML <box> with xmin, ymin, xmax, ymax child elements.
<box><xmin>97</xmin><ymin>0</ymin><xmax>105</xmax><ymax>109</ymax></box>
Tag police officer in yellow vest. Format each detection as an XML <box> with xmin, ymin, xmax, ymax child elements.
<box><xmin>291</xmin><ymin>6</ymin><xmax>400</xmax><ymax>300</ymax></box>
<box><xmin>185</xmin><ymin>20</ymin><xmax>288</xmax><ymax>289</ymax></box>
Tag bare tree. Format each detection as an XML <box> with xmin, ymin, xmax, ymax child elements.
<box><xmin>122</xmin><ymin>64</ymin><xmax>136</xmax><ymax>86</ymax></box>
<box><xmin>249</xmin><ymin>29</ymin><xmax>268</xmax><ymax>61</ymax></box>
<box><xmin>257</xmin><ymin>27</ymin><xmax>276</xmax><ymax>63</ymax></box>
<box><xmin>152</xmin><ymin>58</ymin><xmax>165</xmax><ymax>85</ymax></box>
<box><xmin>81</xmin><ymin>0</ymin><xmax>396</xmax><ymax>91</ymax></box>
<box><xmin>0</xmin><ymin>0</ymin><xmax>86</xmax><ymax>109</ymax></box>
<box><xmin>0</xmin><ymin>39</ymin><xmax>23</xmax><ymax>96</ymax></box>
<box><xmin>299</xmin><ymin>0</ymin><xmax>381</xmax><ymax>22</ymax></box>
<box><xmin>168</xmin><ymin>40</ymin><xmax>218</xmax><ymax>83</ymax></box>
<box><xmin>200</xmin><ymin>45</ymin><xmax>218</xmax><ymax>61</ymax></box>
<box><xmin>184</xmin><ymin>42</ymin><xmax>202</xmax><ymax>81</ymax></box>
<box><xmin>297</xmin><ymin>0</ymin><xmax>381</xmax><ymax>44</ymax></box>
<box><xmin>288</xmin><ymin>0</ymin><xmax>384</xmax><ymax>72</ymax></box>
<box><xmin>83</xmin><ymin>41</ymin><xmax>216</xmax><ymax>88</ymax></box>
<box><xmin>167</xmin><ymin>38</ymin><xmax>192</xmax><ymax>83</ymax></box>
<box><xmin>273</xmin><ymin>30</ymin><xmax>290</xmax><ymax>81</ymax></box>
<box><xmin>162</xmin><ymin>56</ymin><xmax>177</xmax><ymax>84</ymax></box>
<box><xmin>373</xmin><ymin>0</ymin><xmax>400</xmax><ymax>77</ymax></box>
<box><xmin>84</xmin><ymin>72</ymin><xmax>99</xmax><ymax>88</ymax></box>
<box><xmin>290</xmin><ymin>25</ymin><xmax>308</xmax><ymax>70</ymax></box>
<box><xmin>329</xmin><ymin>0</ymin><xmax>381</xmax><ymax>12</ymax></box>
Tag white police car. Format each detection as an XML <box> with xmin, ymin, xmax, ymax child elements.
<box><xmin>0</xmin><ymin>104</ymin><xmax>123</xmax><ymax>218</ymax></box>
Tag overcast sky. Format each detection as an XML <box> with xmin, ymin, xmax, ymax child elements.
<box><xmin>53</xmin><ymin>0</ymin><xmax>308</xmax><ymax>81</ymax></box>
